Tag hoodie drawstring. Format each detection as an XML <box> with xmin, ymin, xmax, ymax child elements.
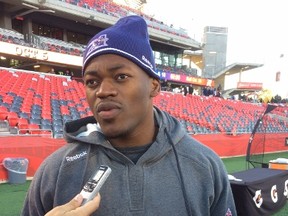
<box><xmin>165</xmin><ymin>128</ymin><xmax>192</xmax><ymax>216</ymax></box>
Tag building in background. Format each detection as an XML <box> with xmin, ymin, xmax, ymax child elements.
<box><xmin>202</xmin><ymin>26</ymin><xmax>228</xmax><ymax>78</ymax></box>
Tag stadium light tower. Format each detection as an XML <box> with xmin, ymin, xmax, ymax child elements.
<box><xmin>208</xmin><ymin>51</ymin><xmax>217</xmax><ymax>77</ymax></box>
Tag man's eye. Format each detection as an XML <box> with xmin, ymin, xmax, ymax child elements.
<box><xmin>85</xmin><ymin>80</ymin><xmax>98</xmax><ymax>87</ymax></box>
<box><xmin>117</xmin><ymin>74</ymin><xmax>128</xmax><ymax>80</ymax></box>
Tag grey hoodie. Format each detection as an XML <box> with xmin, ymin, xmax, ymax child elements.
<box><xmin>21</xmin><ymin>107</ymin><xmax>237</xmax><ymax>216</ymax></box>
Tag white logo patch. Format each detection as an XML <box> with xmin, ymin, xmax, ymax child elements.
<box><xmin>284</xmin><ymin>179</ymin><xmax>288</xmax><ymax>197</ymax></box>
<box><xmin>253</xmin><ymin>189</ymin><xmax>263</xmax><ymax>208</ymax></box>
<box><xmin>271</xmin><ymin>185</ymin><xmax>278</xmax><ymax>203</ymax></box>
<box><xmin>86</xmin><ymin>34</ymin><xmax>109</xmax><ymax>57</ymax></box>
<box><xmin>142</xmin><ymin>55</ymin><xmax>153</xmax><ymax>68</ymax></box>
<box><xmin>66</xmin><ymin>151</ymin><xmax>87</xmax><ymax>162</ymax></box>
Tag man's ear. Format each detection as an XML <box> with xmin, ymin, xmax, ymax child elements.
<box><xmin>150</xmin><ymin>78</ymin><xmax>161</xmax><ymax>97</ymax></box>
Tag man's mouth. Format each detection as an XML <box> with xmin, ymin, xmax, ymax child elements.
<box><xmin>96</xmin><ymin>102</ymin><xmax>121</xmax><ymax>119</ymax></box>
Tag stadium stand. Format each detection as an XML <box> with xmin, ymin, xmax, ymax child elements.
<box><xmin>0</xmin><ymin>69</ymin><xmax>92</xmax><ymax>137</ymax></box>
<box><xmin>1</xmin><ymin>68</ymin><xmax>288</xmax><ymax>138</ymax></box>
<box><xmin>0</xmin><ymin>27</ymin><xmax>197</xmax><ymax>76</ymax></box>
<box><xmin>153</xmin><ymin>91</ymin><xmax>288</xmax><ymax>135</ymax></box>
<box><xmin>0</xmin><ymin>27</ymin><xmax>85</xmax><ymax>57</ymax></box>
<box><xmin>36</xmin><ymin>35</ymin><xmax>84</xmax><ymax>56</ymax></box>
<box><xmin>62</xmin><ymin>0</ymin><xmax>191</xmax><ymax>39</ymax></box>
<box><xmin>0</xmin><ymin>0</ymin><xmax>201</xmax><ymax>78</ymax></box>
<box><xmin>0</xmin><ymin>28</ymin><xmax>30</xmax><ymax>47</ymax></box>
<box><xmin>0</xmin><ymin>0</ymin><xmax>287</xmax><ymax>139</ymax></box>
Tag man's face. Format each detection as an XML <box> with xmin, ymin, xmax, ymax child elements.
<box><xmin>83</xmin><ymin>54</ymin><xmax>159</xmax><ymax>145</ymax></box>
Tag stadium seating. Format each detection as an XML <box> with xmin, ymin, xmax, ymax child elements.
<box><xmin>0</xmin><ymin>28</ymin><xmax>30</xmax><ymax>47</ymax></box>
<box><xmin>0</xmin><ymin>26</ymin><xmax>198</xmax><ymax>76</ymax></box>
<box><xmin>0</xmin><ymin>27</ymin><xmax>84</xmax><ymax>57</ymax></box>
<box><xmin>36</xmin><ymin>35</ymin><xmax>84</xmax><ymax>56</ymax></box>
<box><xmin>0</xmin><ymin>3</ymin><xmax>193</xmax><ymax>59</ymax></box>
<box><xmin>60</xmin><ymin>0</ymin><xmax>192</xmax><ymax>40</ymax></box>
<box><xmin>153</xmin><ymin>91</ymin><xmax>288</xmax><ymax>135</ymax></box>
<box><xmin>0</xmin><ymin>69</ymin><xmax>91</xmax><ymax>137</ymax></box>
<box><xmin>0</xmin><ymin>68</ymin><xmax>288</xmax><ymax>138</ymax></box>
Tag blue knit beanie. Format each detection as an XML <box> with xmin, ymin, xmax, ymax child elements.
<box><xmin>82</xmin><ymin>15</ymin><xmax>159</xmax><ymax>79</ymax></box>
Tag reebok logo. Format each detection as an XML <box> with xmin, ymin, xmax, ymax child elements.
<box><xmin>66</xmin><ymin>151</ymin><xmax>87</xmax><ymax>162</ymax></box>
<box><xmin>142</xmin><ymin>55</ymin><xmax>153</xmax><ymax>68</ymax></box>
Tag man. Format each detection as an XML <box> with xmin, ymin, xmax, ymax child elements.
<box><xmin>188</xmin><ymin>84</ymin><xmax>194</xmax><ymax>95</ymax></box>
<box><xmin>21</xmin><ymin>15</ymin><xmax>237</xmax><ymax>216</ymax></box>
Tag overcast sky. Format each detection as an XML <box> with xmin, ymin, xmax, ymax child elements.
<box><xmin>144</xmin><ymin>0</ymin><xmax>288</xmax><ymax>97</ymax></box>
<box><xmin>144</xmin><ymin>0</ymin><xmax>288</xmax><ymax>65</ymax></box>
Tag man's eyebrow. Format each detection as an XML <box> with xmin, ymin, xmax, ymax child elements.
<box><xmin>107</xmin><ymin>63</ymin><xmax>125</xmax><ymax>72</ymax></box>
<box><xmin>85</xmin><ymin>63</ymin><xmax>126</xmax><ymax>75</ymax></box>
<box><xmin>84</xmin><ymin>70</ymin><xmax>98</xmax><ymax>76</ymax></box>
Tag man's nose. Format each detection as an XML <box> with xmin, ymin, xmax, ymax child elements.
<box><xmin>96</xmin><ymin>79</ymin><xmax>117</xmax><ymax>98</ymax></box>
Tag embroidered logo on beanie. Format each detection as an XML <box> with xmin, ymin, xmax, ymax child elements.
<box><xmin>86</xmin><ymin>34</ymin><xmax>109</xmax><ymax>55</ymax></box>
<box><xmin>82</xmin><ymin>15</ymin><xmax>159</xmax><ymax>79</ymax></box>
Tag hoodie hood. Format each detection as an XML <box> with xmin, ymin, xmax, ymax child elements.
<box><xmin>63</xmin><ymin>106</ymin><xmax>187</xmax><ymax>149</ymax></box>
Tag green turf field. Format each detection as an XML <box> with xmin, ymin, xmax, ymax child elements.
<box><xmin>0</xmin><ymin>154</ymin><xmax>287</xmax><ymax>216</ymax></box>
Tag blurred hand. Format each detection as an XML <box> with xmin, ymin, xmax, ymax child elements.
<box><xmin>45</xmin><ymin>193</ymin><xmax>101</xmax><ymax>216</ymax></box>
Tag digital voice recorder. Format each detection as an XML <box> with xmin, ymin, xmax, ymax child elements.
<box><xmin>80</xmin><ymin>165</ymin><xmax>111</xmax><ymax>205</ymax></box>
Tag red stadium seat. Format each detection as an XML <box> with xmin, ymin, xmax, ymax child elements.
<box><xmin>27</xmin><ymin>124</ymin><xmax>40</xmax><ymax>134</ymax></box>
<box><xmin>0</xmin><ymin>111</ymin><xmax>8</xmax><ymax>121</ymax></box>
<box><xmin>18</xmin><ymin>119</ymin><xmax>29</xmax><ymax>134</ymax></box>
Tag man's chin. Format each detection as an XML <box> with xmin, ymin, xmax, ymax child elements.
<box><xmin>101</xmin><ymin>129</ymin><xmax>123</xmax><ymax>139</ymax></box>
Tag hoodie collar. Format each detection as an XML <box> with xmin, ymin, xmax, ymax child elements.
<box><xmin>64</xmin><ymin>106</ymin><xmax>186</xmax><ymax>149</ymax></box>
